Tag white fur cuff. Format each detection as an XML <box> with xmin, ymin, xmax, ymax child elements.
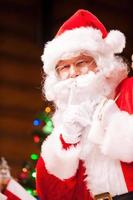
<box><xmin>41</xmin><ymin>132</ymin><xmax>81</xmax><ymax>180</ymax></box>
<box><xmin>101</xmin><ymin>111</ymin><xmax>133</xmax><ymax>162</ymax></box>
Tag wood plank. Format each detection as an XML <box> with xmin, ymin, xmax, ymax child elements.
<box><xmin>0</xmin><ymin>58</ymin><xmax>42</xmax><ymax>86</ymax></box>
<box><xmin>0</xmin><ymin>117</ymin><xmax>40</xmax><ymax>163</ymax></box>
<box><xmin>0</xmin><ymin>24</ymin><xmax>36</xmax><ymax>42</ymax></box>
<box><xmin>0</xmin><ymin>105</ymin><xmax>43</xmax><ymax>119</ymax></box>
<box><xmin>0</xmin><ymin>84</ymin><xmax>43</xmax><ymax>109</ymax></box>
<box><xmin>0</xmin><ymin>114</ymin><xmax>45</xmax><ymax>135</ymax></box>
<box><xmin>0</xmin><ymin>116</ymin><xmax>33</xmax><ymax>133</ymax></box>
<box><xmin>92</xmin><ymin>0</ymin><xmax>131</xmax><ymax>11</ymax></box>
<box><xmin>0</xmin><ymin>11</ymin><xmax>36</xmax><ymax>33</ymax></box>
<box><xmin>0</xmin><ymin>116</ymin><xmax>40</xmax><ymax>176</ymax></box>
<box><xmin>0</xmin><ymin>0</ymin><xmax>39</xmax><ymax>8</ymax></box>
<box><xmin>0</xmin><ymin>137</ymin><xmax>38</xmax><ymax>157</ymax></box>
<box><xmin>0</xmin><ymin>34</ymin><xmax>41</xmax><ymax>60</ymax></box>
<box><xmin>0</xmin><ymin>136</ymin><xmax>40</xmax><ymax>176</ymax></box>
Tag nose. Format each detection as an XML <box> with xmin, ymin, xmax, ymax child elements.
<box><xmin>69</xmin><ymin>65</ymin><xmax>79</xmax><ymax>78</ymax></box>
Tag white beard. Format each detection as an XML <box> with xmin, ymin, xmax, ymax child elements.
<box><xmin>51</xmin><ymin>70</ymin><xmax>121</xmax><ymax>129</ymax></box>
<box><xmin>43</xmin><ymin>57</ymin><xmax>128</xmax><ymax>196</ymax></box>
<box><xmin>43</xmin><ymin>55</ymin><xmax>127</xmax><ymax>126</ymax></box>
<box><xmin>53</xmin><ymin>71</ymin><xmax>116</xmax><ymax>109</ymax></box>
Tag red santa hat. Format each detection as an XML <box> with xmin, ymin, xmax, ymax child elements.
<box><xmin>42</xmin><ymin>9</ymin><xmax>126</xmax><ymax>75</ymax></box>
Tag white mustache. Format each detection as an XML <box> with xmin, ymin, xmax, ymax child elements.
<box><xmin>54</xmin><ymin>71</ymin><xmax>99</xmax><ymax>106</ymax></box>
<box><xmin>54</xmin><ymin>71</ymin><xmax>96</xmax><ymax>91</ymax></box>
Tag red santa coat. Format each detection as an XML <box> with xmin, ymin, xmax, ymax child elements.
<box><xmin>36</xmin><ymin>77</ymin><xmax>133</xmax><ymax>200</ymax></box>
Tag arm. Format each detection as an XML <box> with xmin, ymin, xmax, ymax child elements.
<box><xmin>36</xmin><ymin>100</ymin><xmax>92</xmax><ymax>199</ymax></box>
<box><xmin>88</xmin><ymin>77</ymin><xmax>133</xmax><ymax>162</ymax></box>
<box><xmin>36</xmin><ymin>132</ymin><xmax>81</xmax><ymax>200</ymax></box>
<box><xmin>36</xmin><ymin>156</ymin><xmax>78</xmax><ymax>200</ymax></box>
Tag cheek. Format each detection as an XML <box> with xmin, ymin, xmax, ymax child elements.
<box><xmin>80</xmin><ymin>66</ymin><xmax>89</xmax><ymax>74</ymax></box>
<box><xmin>60</xmin><ymin>71</ymin><xmax>69</xmax><ymax>80</ymax></box>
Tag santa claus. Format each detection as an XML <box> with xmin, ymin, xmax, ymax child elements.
<box><xmin>36</xmin><ymin>9</ymin><xmax>133</xmax><ymax>200</ymax></box>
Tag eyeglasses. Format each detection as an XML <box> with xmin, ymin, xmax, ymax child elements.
<box><xmin>56</xmin><ymin>55</ymin><xmax>97</xmax><ymax>80</ymax></box>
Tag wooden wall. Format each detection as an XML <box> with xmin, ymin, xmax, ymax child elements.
<box><xmin>0</xmin><ymin>0</ymin><xmax>132</xmax><ymax>177</ymax></box>
<box><xmin>0</xmin><ymin>0</ymin><xmax>43</xmax><ymax>176</ymax></box>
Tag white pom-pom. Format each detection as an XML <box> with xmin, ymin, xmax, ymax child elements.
<box><xmin>105</xmin><ymin>30</ymin><xmax>126</xmax><ymax>53</ymax></box>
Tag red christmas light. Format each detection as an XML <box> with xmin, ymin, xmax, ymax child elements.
<box><xmin>33</xmin><ymin>135</ymin><xmax>40</xmax><ymax>143</ymax></box>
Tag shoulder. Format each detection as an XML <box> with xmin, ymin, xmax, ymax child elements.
<box><xmin>117</xmin><ymin>77</ymin><xmax>133</xmax><ymax>92</ymax></box>
<box><xmin>116</xmin><ymin>77</ymin><xmax>133</xmax><ymax>113</ymax></box>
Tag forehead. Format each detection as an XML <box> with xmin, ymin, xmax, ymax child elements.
<box><xmin>56</xmin><ymin>53</ymin><xmax>94</xmax><ymax>66</ymax></box>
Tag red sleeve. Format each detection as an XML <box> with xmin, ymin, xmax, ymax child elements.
<box><xmin>116</xmin><ymin>77</ymin><xmax>133</xmax><ymax>114</ymax></box>
<box><xmin>36</xmin><ymin>156</ymin><xmax>78</xmax><ymax>200</ymax></box>
<box><xmin>115</xmin><ymin>77</ymin><xmax>133</xmax><ymax>191</ymax></box>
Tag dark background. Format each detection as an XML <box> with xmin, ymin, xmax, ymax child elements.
<box><xmin>0</xmin><ymin>0</ymin><xmax>132</xmax><ymax>177</ymax></box>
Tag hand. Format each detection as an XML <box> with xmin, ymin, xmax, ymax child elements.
<box><xmin>62</xmin><ymin>103</ymin><xmax>90</xmax><ymax>143</ymax></box>
<box><xmin>93</xmin><ymin>98</ymin><xmax>120</xmax><ymax>126</ymax></box>
<box><xmin>88</xmin><ymin>98</ymin><xmax>119</xmax><ymax>144</ymax></box>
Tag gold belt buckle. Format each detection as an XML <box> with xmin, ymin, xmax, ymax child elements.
<box><xmin>94</xmin><ymin>192</ymin><xmax>113</xmax><ymax>200</ymax></box>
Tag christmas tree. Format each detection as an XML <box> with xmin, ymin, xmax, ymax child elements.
<box><xmin>18</xmin><ymin>106</ymin><xmax>54</xmax><ymax>198</ymax></box>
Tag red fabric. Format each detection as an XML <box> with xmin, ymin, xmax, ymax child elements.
<box><xmin>60</xmin><ymin>134</ymin><xmax>78</xmax><ymax>150</ymax></box>
<box><xmin>60</xmin><ymin>134</ymin><xmax>73</xmax><ymax>150</ymax></box>
<box><xmin>36</xmin><ymin>77</ymin><xmax>133</xmax><ymax>199</ymax></box>
<box><xmin>4</xmin><ymin>190</ymin><xmax>20</xmax><ymax>200</ymax></box>
<box><xmin>36</xmin><ymin>157</ymin><xmax>92</xmax><ymax>200</ymax></box>
<box><xmin>56</xmin><ymin>9</ymin><xmax>107</xmax><ymax>38</ymax></box>
<box><xmin>116</xmin><ymin>77</ymin><xmax>133</xmax><ymax>192</ymax></box>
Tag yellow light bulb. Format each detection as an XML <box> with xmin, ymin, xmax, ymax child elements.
<box><xmin>45</xmin><ymin>107</ymin><xmax>51</xmax><ymax>113</ymax></box>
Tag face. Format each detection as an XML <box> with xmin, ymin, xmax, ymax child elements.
<box><xmin>55</xmin><ymin>53</ymin><xmax>97</xmax><ymax>80</ymax></box>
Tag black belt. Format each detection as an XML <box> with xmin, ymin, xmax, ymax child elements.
<box><xmin>113</xmin><ymin>192</ymin><xmax>133</xmax><ymax>200</ymax></box>
<box><xmin>94</xmin><ymin>192</ymin><xmax>133</xmax><ymax>200</ymax></box>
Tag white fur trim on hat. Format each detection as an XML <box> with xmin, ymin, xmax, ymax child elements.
<box><xmin>41</xmin><ymin>130</ymin><xmax>81</xmax><ymax>180</ymax></box>
<box><xmin>42</xmin><ymin>28</ymin><xmax>126</xmax><ymax>75</ymax></box>
<box><xmin>105</xmin><ymin>30</ymin><xmax>126</xmax><ymax>54</ymax></box>
<box><xmin>42</xmin><ymin>27</ymin><xmax>109</xmax><ymax>75</ymax></box>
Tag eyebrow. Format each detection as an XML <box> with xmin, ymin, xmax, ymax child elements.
<box><xmin>56</xmin><ymin>55</ymin><xmax>94</xmax><ymax>68</ymax></box>
<box><xmin>56</xmin><ymin>60</ymin><xmax>70</xmax><ymax>68</ymax></box>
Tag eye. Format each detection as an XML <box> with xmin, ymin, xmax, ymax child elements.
<box><xmin>60</xmin><ymin>64</ymin><xmax>70</xmax><ymax>70</ymax></box>
<box><xmin>56</xmin><ymin>64</ymin><xmax>70</xmax><ymax>73</ymax></box>
<box><xmin>76</xmin><ymin>60</ymin><xmax>87</xmax><ymax>67</ymax></box>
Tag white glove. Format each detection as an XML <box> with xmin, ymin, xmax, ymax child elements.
<box><xmin>94</xmin><ymin>98</ymin><xmax>120</xmax><ymax>126</ymax></box>
<box><xmin>88</xmin><ymin>98</ymin><xmax>120</xmax><ymax>144</ymax></box>
<box><xmin>62</xmin><ymin>103</ymin><xmax>90</xmax><ymax>144</ymax></box>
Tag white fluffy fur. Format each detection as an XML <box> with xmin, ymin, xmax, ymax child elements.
<box><xmin>43</xmin><ymin>56</ymin><xmax>127</xmax><ymax>104</ymax></box>
<box><xmin>41</xmin><ymin>129</ymin><xmax>81</xmax><ymax>180</ymax></box>
<box><xmin>42</xmin><ymin>27</ymin><xmax>125</xmax><ymax>75</ymax></box>
<box><xmin>42</xmin><ymin>27</ymin><xmax>108</xmax><ymax>74</ymax></box>
<box><xmin>105</xmin><ymin>30</ymin><xmax>126</xmax><ymax>53</ymax></box>
<box><xmin>82</xmin><ymin>145</ymin><xmax>128</xmax><ymax>197</ymax></box>
<box><xmin>41</xmin><ymin>26</ymin><xmax>130</xmax><ymax>196</ymax></box>
<box><xmin>101</xmin><ymin>111</ymin><xmax>133</xmax><ymax>162</ymax></box>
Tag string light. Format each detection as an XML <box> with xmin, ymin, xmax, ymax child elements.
<box><xmin>42</xmin><ymin>125</ymin><xmax>53</xmax><ymax>134</ymax></box>
<box><xmin>33</xmin><ymin>135</ymin><xmax>40</xmax><ymax>143</ymax></box>
<box><xmin>32</xmin><ymin>189</ymin><xmax>37</xmax><ymax>196</ymax></box>
<box><xmin>31</xmin><ymin>171</ymin><xmax>36</xmax><ymax>178</ymax></box>
<box><xmin>45</xmin><ymin>106</ymin><xmax>51</xmax><ymax>113</ymax></box>
<box><xmin>47</xmin><ymin>120</ymin><xmax>53</xmax><ymax>127</ymax></box>
<box><xmin>20</xmin><ymin>171</ymin><xmax>28</xmax><ymax>179</ymax></box>
<box><xmin>22</xmin><ymin>168</ymin><xmax>28</xmax><ymax>173</ymax></box>
<box><xmin>27</xmin><ymin>188</ymin><xmax>33</xmax><ymax>195</ymax></box>
<box><xmin>33</xmin><ymin>119</ymin><xmax>40</xmax><ymax>126</ymax></box>
<box><xmin>30</xmin><ymin>154</ymin><xmax>38</xmax><ymax>161</ymax></box>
